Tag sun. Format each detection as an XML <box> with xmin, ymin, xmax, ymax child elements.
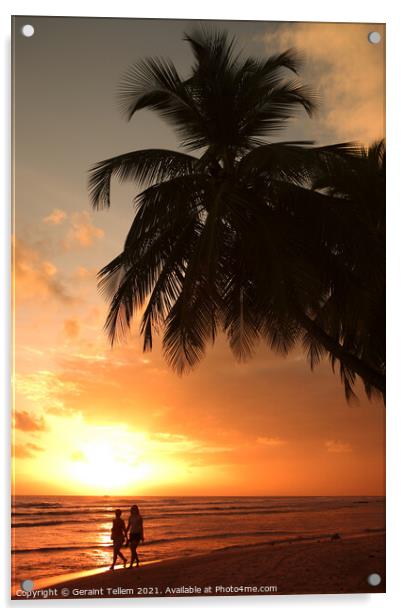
<box><xmin>68</xmin><ymin>427</ymin><xmax>152</xmax><ymax>492</ymax></box>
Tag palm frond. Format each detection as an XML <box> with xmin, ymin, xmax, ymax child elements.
<box><xmin>222</xmin><ymin>281</ymin><xmax>260</xmax><ymax>361</ymax></box>
<box><xmin>118</xmin><ymin>56</ymin><xmax>209</xmax><ymax>150</ymax></box>
<box><xmin>89</xmin><ymin>149</ymin><xmax>198</xmax><ymax>209</ymax></box>
<box><xmin>98</xmin><ymin>215</ymin><xmax>199</xmax><ymax>344</ymax></box>
<box><xmin>240</xmin><ymin>80</ymin><xmax>319</xmax><ymax>144</ymax></box>
<box><xmin>119</xmin><ymin>56</ymin><xmax>183</xmax><ymax>119</ymax></box>
<box><xmin>184</xmin><ymin>28</ymin><xmax>240</xmax><ymax>75</ymax></box>
<box><xmin>123</xmin><ymin>174</ymin><xmax>210</xmax><ymax>252</ymax></box>
<box><xmin>140</xmin><ymin>219</ymin><xmax>202</xmax><ymax>352</ymax></box>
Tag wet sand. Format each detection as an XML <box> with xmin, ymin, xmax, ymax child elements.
<box><xmin>14</xmin><ymin>531</ymin><xmax>385</xmax><ymax>600</ymax></box>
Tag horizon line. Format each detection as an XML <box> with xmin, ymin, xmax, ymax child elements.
<box><xmin>12</xmin><ymin>493</ymin><xmax>386</xmax><ymax>498</ymax></box>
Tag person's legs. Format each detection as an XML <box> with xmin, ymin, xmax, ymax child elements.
<box><xmin>111</xmin><ymin>540</ymin><xmax>126</xmax><ymax>569</ymax></box>
<box><xmin>129</xmin><ymin>542</ymin><xmax>135</xmax><ymax>567</ymax></box>
<box><xmin>117</xmin><ymin>547</ymin><xmax>127</xmax><ymax>565</ymax></box>
<box><xmin>110</xmin><ymin>544</ymin><xmax>118</xmax><ymax>570</ymax></box>
<box><xmin>132</xmin><ymin>539</ymin><xmax>140</xmax><ymax>566</ymax></box>
<box><xmin>129</xmin><ymin>540</ymin><xmax>140</xmax><ymax>567</ymax></box>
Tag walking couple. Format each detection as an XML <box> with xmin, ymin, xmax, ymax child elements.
<box><xmin>110</xmin><ymin>505</ymin><xmax>144</xmax><ymax>570</ymax></box>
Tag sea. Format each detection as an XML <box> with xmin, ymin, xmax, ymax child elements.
<box><xmin>11</xmin><ymin>495</ymin><xmax>385</xmax><ymax>585</ymax></box>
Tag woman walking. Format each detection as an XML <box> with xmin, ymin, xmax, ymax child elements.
<box><xmin>126</xmin><ymin>505</ymin><xmax>144</xmax><ymax>567</ymax></box>
<box><xmin>110</xmin><ymin>509</ymin><xmax>127</xmax><ymax>570</ymax></box>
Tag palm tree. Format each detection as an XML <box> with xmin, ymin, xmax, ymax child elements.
<box><xmin>89</xmin><ymin>29</ymin><xmax>385</xmax><ymax>400</ymax></box>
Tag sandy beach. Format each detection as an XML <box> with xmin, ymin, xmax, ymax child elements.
<box><xmin>14</xmin><ymin>531</ymin><xmax>385</xmax><ymax>599</ymax></box>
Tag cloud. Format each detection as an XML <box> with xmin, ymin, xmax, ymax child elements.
<box><xmin>325</xmin><ymin>440</ymin><xmax>353</xmax><ymax>453</ymax></box>
<box><xmin>14</xmin><ymin>410</ymin><xmax>46</xmax><ymax>432</ymax></box>
<box><xmin>256</xmin><ymin>436</ymin><xmax>287</xmax><ymax>447</ymax></box>
<box><xmin>64</xmin><ymin>212</ymin><xmax>104</xmax><ymax>248</ymax></box>
<box><xmin>44</xmin><ymin>403</ymin><xmax>74</xmax><ymax>416</ymax></box>
<box><xmin>14</xmin><ymin>238</ymin><xmax>74</xmax><ymax>303</ymax></box>
<box><xmin>13</xmin><ymin>442</ymin><xmax>45</xmax><ymax>458</ymax></box>
<box><xmin>150</xmin><ymin>432</ymin><xmax>233</xmax><ymax>455</ymax></box>
<box><xmin>43</xmin><ymin>209</ymin><xmax>67</xmax><ymax>225</ymax></box>
<box><xmin>153</xmin><ymin>432</ymin><xmax>190</xmax><ymax>443</ymax></box>
<box><xmin>63</xmin><ymin>318</ymin><xmax>80</xmax><ymax>340</ymax></box>
<box><xmin>260</xmin><ymin>23</ymin><xmax>385</xmax><ymax>145</ymax></box>
<box><xmin>15</xmin><ymin>370</ymin><xmax>80</xmax><ymax>406</ymax></box>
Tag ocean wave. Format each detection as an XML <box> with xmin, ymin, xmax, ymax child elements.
<box><xmin>13</xmin><ymin>502</ymin><xmax>63</xmax><ymax>508</ymax></box>
<box><xmin>11</xmin><ymin>508</ymin><xmax>301</xmax><ymax>525</ymax></box>
<box><xmin>12</xmin><ymin>508</ymin><xmax>112</xmax><ymax>517</ymax></box>
<box><xmin>12</xmin><ymin>528</ymin><xmax>294</xmax><ymax>553</ymax></box>
<box><xmin>145</xmin><ymin>529</ymin><xmax>293</xmax><ymax>546</ymax></box>
<box><xmin>144</xmin><ymin>507</ymin><xmax>311</xmax><ymax>519</ymax></box>
<box><xmin>12</xmin><ymin>544</ymin><xmax>107</xmax><ymax>554</ymax></box>
<box><xmin>12</xmin><ymin>504</ymin><xmax>281</xmax><ymax>516</ymax></box>
<box><xmin>12</xmin><ymin>520</ymin><xmax>82</xmax><ymax>528</ymax></box>
<box><xmin>11</xmin><ymin>504</ymin><xmax>367</xmax><ymax>525</ymax></box>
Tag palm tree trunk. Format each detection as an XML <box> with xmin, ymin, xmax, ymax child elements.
<box><xmin>297</xmin><ymin>310</ymin><xmax>385</xmax><ymax>395</ymax></box>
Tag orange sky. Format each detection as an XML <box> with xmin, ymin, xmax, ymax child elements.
<box><xmin>12</xmin><ymin>18</ymin><xmax>385</xmax><ymax>496</ymax></box>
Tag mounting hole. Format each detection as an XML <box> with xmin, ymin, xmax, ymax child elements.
<box><xmin>368</xmin><ymin>31</ymin><xmax>381</xmax><ymax>44</ymax></box>
<box><xmin>21</xmin><ymin>24</ymin><xmax>35</xmax><ymax>38</ymax></box>
<box><xmin>21</xmin><ymin>579</ymin><xmax>34</xmax><ymax>591</ymax></box>
<box><xmin>367</xmin><ymin>572</ymin><xmax>382</xmax><ymax>586</ymax></box>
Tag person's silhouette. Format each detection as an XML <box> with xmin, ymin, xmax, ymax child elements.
<box><xmin>110</xmin><ymin>508</ymin><xmax>127</xmax><ymax>570</ymax></box>
<box><xmin>126</xmin><ymin>505</ymin><xmax>144</xmax><ymax>567</ymax></box>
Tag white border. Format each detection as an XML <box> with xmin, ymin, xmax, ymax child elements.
<box><xmin>2</xmin><ymin>1</ymin><xmax>402</xmax><ymax>614</ymax></box>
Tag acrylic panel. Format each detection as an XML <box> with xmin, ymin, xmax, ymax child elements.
<box><xmin>11</xmin><ymin>16</ymin><xmax>385</xmax><ymax>600</ymax></box>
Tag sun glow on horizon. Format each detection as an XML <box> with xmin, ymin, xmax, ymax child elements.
<box><xmin>13</xmin><ymin>414</ymin><xmax>222</xmax><ymax>495</ymax></box>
